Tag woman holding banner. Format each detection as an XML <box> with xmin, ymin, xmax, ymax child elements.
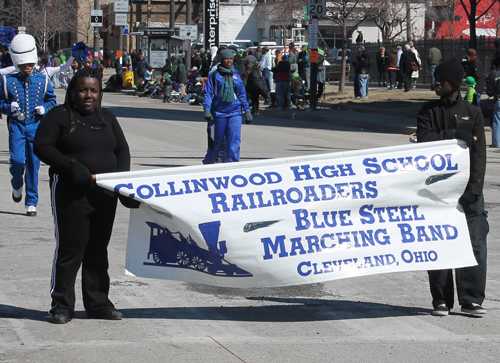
<box><xmin>34</xmin><ymin>66</ymin><xmax>139</xmax><ymax>324</ymax></box>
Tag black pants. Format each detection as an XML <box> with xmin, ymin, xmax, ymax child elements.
<box><xmin>388</xmin><ymin>69</ymin><xmax>397</xmax><ymax>87</ymax></box>
<box><xmin>396</xmin><ymin>70</ymin><xmax>404</xmax><ymax>89</ymax></box>
<box><xmin>428</xmin><ymin>194</ymin><xmax>489</xmax><ymax>308</ymax></box>
<box><xmin>250</xmin><ymin>92</ymin><xmax>260</xmax><ymax>114</ymax></box>
<box><xmin>49</xmin><ymin>174</ymin><xmax>118</xmax><ymax>318</ymax></box>
<box><xmin>403</xmin><ymin>73</ymin><xmax>412</xmax><ymax>92</ymax></box>
<box><xmin>378</xmin><ymin>71</ymin><xmax>387</xmax><ymax>86</ymax></box>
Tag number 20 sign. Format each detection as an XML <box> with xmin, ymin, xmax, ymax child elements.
<box><xmin>307</xmin><ymin>0</ymin><xmax>326</xmax><ymax>16</ymax></box>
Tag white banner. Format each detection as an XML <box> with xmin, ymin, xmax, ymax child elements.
<box><xmin>96</xmin><ymin>140</ymin><xmax>476</xmax><ymax>288</ymax></box>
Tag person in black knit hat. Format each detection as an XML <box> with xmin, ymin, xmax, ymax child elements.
<box><xmin>416</xmin><ymin>57</ymin><xmax>488</xmax><ymax>317</ymax></box>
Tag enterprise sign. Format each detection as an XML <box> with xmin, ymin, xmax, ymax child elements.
<box><xmin>204</xmin><ymin>0</ymin><xmax>219</xmax><ymax>50</ymax></box>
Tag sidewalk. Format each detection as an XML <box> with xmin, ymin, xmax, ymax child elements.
<box><xmin>261</xmin><ymin>106</ymin><xmax>417</xmax><ymax>134</ymax></box>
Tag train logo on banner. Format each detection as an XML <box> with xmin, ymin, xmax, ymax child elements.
<box><xmin>144</xmin><ymin>220</ymin><xmax>252</xmax><ymax>277</ymax></box>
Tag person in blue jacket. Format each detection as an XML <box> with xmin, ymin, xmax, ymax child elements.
<box><xmin>0</xmin><ymin>34</ymin><xmax>57</xmax><ymax>216</ymax></box>
<box><xmin>202</xmin><ymin>49</ymin><xmax>252</xmax><ymax>164</ymax></box>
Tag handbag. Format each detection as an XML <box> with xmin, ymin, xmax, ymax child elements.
<box><xmin>411</xmin><ymin>62</ymin><xmax>419</xmax><ymax>72</ymax></box>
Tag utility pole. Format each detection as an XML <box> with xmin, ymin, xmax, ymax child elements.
<box><xmin>406</xmin><ymin>0</ymin><xmax>411</xmax><ymax>41</ymax></box>
<box><xmin>147</xmin><ymin>0</ymin><xmax>151</xmax><ymax>27</ymax></box>
<box><xmin>94</xmin><ymin>0</ymin><xmax>100</xmax><ymax>58</ymax></box>
<box><xmin>170</xmin><ymin>0</ymin><xmax>175</xmax><ymax>56</ymax></box>
<box><xmin>186</xmin><ymin>0</ymin><xmax>192</xmax><ymax>69</ymax></box>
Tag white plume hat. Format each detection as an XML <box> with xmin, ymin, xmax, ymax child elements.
<box><xmin>9</xmin><ymin>34</ymin><xmax>38</xmax><ymax>67</ymax></box>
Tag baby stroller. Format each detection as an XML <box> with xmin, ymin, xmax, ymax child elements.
<box><xmin>291</xmin><ymin>86</ymin><xmax>310</xmax><ymax>110</ymax></box>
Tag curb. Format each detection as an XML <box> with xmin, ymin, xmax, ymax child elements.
<box><xmin>261</xmin><ymin>107</ymin><xmax>417</xmax><ymax>135</ymax></box>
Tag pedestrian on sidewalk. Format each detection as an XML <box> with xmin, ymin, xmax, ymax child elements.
<box><xmin>273</xmin><ymin>54</ymin><xmax>291</xmax><ymax>110</ymax></box>
<box><xmin>464</xmin><ymin>76</ymin><xmax>477</xmax><ymax>105</ymax></box>
<box><xmin>260</xmin><ymin>46</ymin><xmax>273</xmax><ymax>104</ymax></box>
<box><xmin>416</xmin><ymin>57</ymin><xmax>488</xmax><ymax>317</ymax></box>
<box><xmin>486</xmin><ymin>57</ymin><xmax>500</xmax><ymax>147</ymax></box>
<box><xmin>0</xmin><ymin>34</ymin><xmax>57</xmax><ymax>216</ymax></box>
<box><xmin>376</xmin><ymin>46</ymin><xmax>388</xmax><ymax>87</ymax></box>
<box><xmin>465</xmin><ymin>49</ymin><xmax>484</xmax><ymax>109</ymax></box>
<box><xmin>352</xmin><ymin>45</ymin><xmax>371</xmax><ymax>99</ymax></box>
<box><xmin>427</xmin><ymin>45</ymin><xmax>442</xmax><ymax>90</ymax></box>
<box><xmin>400</xmin><ymin>44</ymin><xmax>418</xmax><ymax>92</ymax></box>
<box><xmin>387</xmin><ymin>48</ymin><xmax>399</xmax><ymax>90</ymax></box>
<box><xmin>245</xmin><ymin>61</ymin><xmax>269</xmax><ymax>115</ymax></box>
<box><xmin>176</xmin><ymin>57</ymin><xmax>188</xmax><ymax>101</ymax></box>
<box><xmin>33</xmin><ymin>66</ymin><xmax>139</xmax><ymax>324</ymax></box>
<box><xmin>410</xmin><ymin>44</ymin><xmax>421</xmax><ymax>90</ymax></box>
<box><xmin>162</xmin><ymin>73</ymin><xmax>173</xmax><ymax>103</ymax></box>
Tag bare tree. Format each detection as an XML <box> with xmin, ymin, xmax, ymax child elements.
<box><xmin>459</xmin><ymin>0</ymin><xmax>499</xmax><ymax>49</ymax></box>
<box><xmin>1</xmin><ymin>0</ymin><xmax>77</xmax><ymax>52</ymax></box>
<box><xmin>325</xmin><ymin>0</ymin><xmax>381</xmax><ymax>93</ymax></box>
<box><xmin>371</xmin><ymin>0</ymin><xmax>422</xmax><ymax>41</ymax></box>
<box><xmin>425</xmin><ymin>0</ymin><xmax>457</xmax><ymax>40</ymax></box>
<box><xmin>258</xmin><ymin>0</ymin><xmax>305</xmax><ymax>45</ymax></box>
<box><xmin>77</xmin><ymin>0</ymin><xmax>96</xmax><ymax>44</ymax></box>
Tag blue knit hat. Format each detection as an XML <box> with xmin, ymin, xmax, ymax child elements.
<box><xmin>219</xmin><ymin>50</ymin><xmax>234</xmax><ymax>60</ymax></box>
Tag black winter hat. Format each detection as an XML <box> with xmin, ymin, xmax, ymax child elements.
<box><xmin>434</xmin><ymin>58</ymin><xmax>464</xmax><ymax>88</ymax></box>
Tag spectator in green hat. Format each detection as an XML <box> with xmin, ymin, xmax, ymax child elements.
<box><xmin>464</xmin><ymin>76</ymin><xmax>477</xmax><ymax>105</ymax></box>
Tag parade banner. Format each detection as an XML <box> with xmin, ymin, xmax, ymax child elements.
<box><xmin>96</xmin><ymin>140</ymin><xmax>476</xmax><ymax>288</ymax></box>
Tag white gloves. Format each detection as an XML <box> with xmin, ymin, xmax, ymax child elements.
<box><xmin>35</xmin><ymin>106</ymin><xmax>45</xmax><ymax>115</ymax></box>
<box><xmin>10</xmin><ymin>102</ymin><xmax>19</xmax><ymax>114</ymax></box>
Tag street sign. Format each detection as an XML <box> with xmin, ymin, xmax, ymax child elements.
<box><xmin>115</xmin><ymin>13</ymin><xmax>128</xmax><ymax>26</ymax></box>
<box><xmin>307</xmin><ymin>0</ymin><xmax>326</xmax><ymax>17</ymax></box>
<box><xmin>18</xmin><ymin>26</ymin><xmax>26</xmax><ymax>34</ymax></box>
<box><xmin>90</xmin><ymin>10</ymin><xmax>103</xmax><ymax>27</ymax></box>
<box><xmin>308</xmin><ymin>18</ymin><xmax>318</xmax><ymax>49</ymax></box>
<box><xmin>114</xmin><ymin>0</ymin><xmax>129</xmax><ymax>13</ymax></box>
<box><xmin>123</xmin><ymin>25</ymin><xmax>129</xmax><ymax>35</ymax></box>
<box><xmin>179</xmin><ymin>25</ymin><xmax>197</xmax><ymax>40</ymax></box>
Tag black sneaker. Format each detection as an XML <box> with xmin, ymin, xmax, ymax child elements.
<box><xmin>461</xmin><ymin>303</ymin><xmax>486</xmax><ymax>315</ymax></box>
<box><xmin>431</xmin><ymin>303</ymin><xmax>450</xmax><ymax>316</ymax></box>
<box><xmin>52</xmin><ymin>313</ymin><xmax>71</xmax><ymax>324</ymax></box>
<box><xmin>88</xmin><ymin>309</ymin><xmax>123</xmax><ymax>320</ymax></box>
<box><xmin>12</xmin><ymin>188</ymin><xmax>22</xmax><ymax>203</ymax></box>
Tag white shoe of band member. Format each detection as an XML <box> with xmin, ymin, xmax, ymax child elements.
<box><xmin>26</xmin><ymin>205</ymin><xmax>37</xmax><ymax>217</ymax></box>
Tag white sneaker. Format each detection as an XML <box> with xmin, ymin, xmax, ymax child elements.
<box><xmin>12</xmin><ymin>187</ymin><xmax>22</xmax><ymax>203</ymax></box>
<box><xmin>26</xmin><ymin>205</ymin><xmax>37</xmax><ymax>217</ymax></box>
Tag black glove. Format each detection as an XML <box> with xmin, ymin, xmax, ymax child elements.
<box><xmin>203</xmin><ymin>110</ymin><xmax>213</xmax><ymax>121</ymax></box>
<box><xmin>245</xmin><ymin>112</ymin><xmax>253</xmax><ymax>124</ymax></box>
<box><xmin>459</xmin><ymin>192</ymin><xmax>477</xmax><ymax>208</ymax></box>
<box><xmin>69</xmin><ymin>159</ymin><xmax>94</xmax><ymax>188</ymax></box>
<box><xmin>118</xmin><ymin>194</ymin><xmax>141</xmax><ymax>209</ymax></box>
<box><xmin>454</xmin><ymin>129</ymin><xmax>474</xmax><ymax>148</ymax></box>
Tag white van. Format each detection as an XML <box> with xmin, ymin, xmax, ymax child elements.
<box><xmin>220</xmin><ymin>39</ymin><xmax>259</xmax><ymax>48</ymax></box>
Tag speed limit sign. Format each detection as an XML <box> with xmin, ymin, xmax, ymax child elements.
<box><xmin>91</xmin><ymin>10</ymin><xmax>103</xmax><ymax>27</ymax></box>
<box><xmin>307</xmin><ymin>0</ymin><xmax>326</xmax><ymax>16</ymax></box>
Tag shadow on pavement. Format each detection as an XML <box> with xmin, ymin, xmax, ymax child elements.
<box><xmin>0</xmin><ymin>300</ymin><xmax>430</xmax><ymax>322</ymax></box>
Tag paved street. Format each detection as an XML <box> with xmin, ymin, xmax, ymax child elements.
<box><xmin>1</xmin><ymin>85</ymin><xmax>500</xmax><ymax>363</ymax></box>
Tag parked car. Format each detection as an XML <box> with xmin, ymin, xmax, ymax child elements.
<box><xmin>327</xmin><ymin>48</ymin><xmax>351</xmax><ymax>63</ymax></box>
